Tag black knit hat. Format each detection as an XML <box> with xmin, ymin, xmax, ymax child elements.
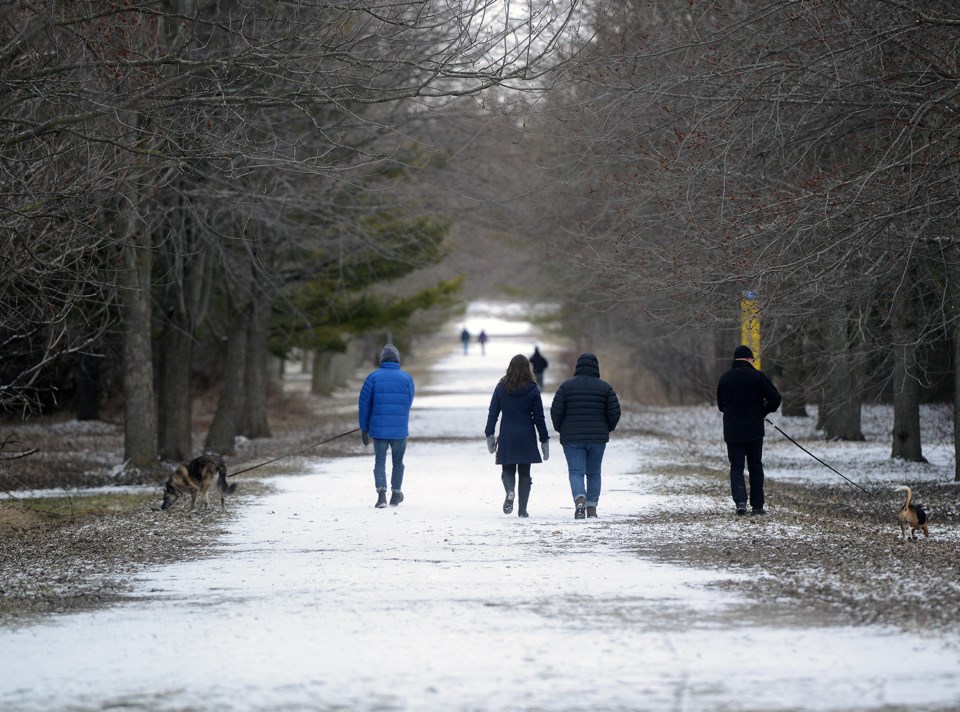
<box><xmin>733</xmin><ymin>345</ymin><xmax>754</xmax><ymax>360</ymax></box>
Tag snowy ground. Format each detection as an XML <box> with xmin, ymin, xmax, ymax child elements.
<box><xmin>2</xmin><ymin>301</ymin><xmax>960</xmax><ymax>711</ymax></box>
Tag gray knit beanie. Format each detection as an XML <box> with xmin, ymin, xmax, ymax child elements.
<box><xmin>380</xmin><ymin>344</ymin><xmax>400</xmax><ymax>364</ymax></box>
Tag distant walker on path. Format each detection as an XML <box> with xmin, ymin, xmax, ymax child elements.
<box><xmin>716</xmin><ymin>345</ymin><xmax>782</xmax><ymax>517</ymax></box>
<box><xmin>358</xmin><ymin>344</ymin><xmax>416</xmax><ymax>509</ymax></box>
<box><xmin>530</xmin><ymin>346</ymin><xmax>548</xmax><ymax>389</ymax></box>
<box><xmin>550</xmin><ymin>353</ymin><xmax>620</xmax><ymax>520</ymax></box>
<box><xmin>460</xmin><ymin>327</ymin><xmax>471</xmax><ymax>355</ymax></box>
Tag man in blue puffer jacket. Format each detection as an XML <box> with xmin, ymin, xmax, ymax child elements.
<box><xmin>358</xmin><ymin>344</ymin><xmax>415</xmax><ymax>508</ymax></box>
<box><xmin>550</xmin><ymin>353</ymin><xmax>621</xmax><ymax>520</ymax></box>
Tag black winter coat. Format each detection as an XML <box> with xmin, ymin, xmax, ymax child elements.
<box><xmin>716</xmin><ymin>360</ymin><xmax>782</xmax><ymax>443</ymax></box>
<box><xmin>485</xmin><ymin>381</ymin><xmax>548</xmax><ymax>465</ymax></box>
<box><xmin>550</xmin><ymin>353</ymin><xmax>620</xmax><ymax>444</ymax></box>
<box><xmin>530</xmin><ymin>349</ymin><xmax>548</xmax><ymax>373</ymax></box>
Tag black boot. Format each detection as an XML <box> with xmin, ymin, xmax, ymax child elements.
<box><xmin>501</xmin><ymin>471</ymin><xmax>516</xmax><ymax>514</ymax></box>
<box><xmin>390</xmin><ymin>490</ymin><xmax>404</xmax><ymax>506</ymax></box>
<box><xmin>375</xmin><ymin>490</ymin><xmax>387</xmax><ymax>508</ymax></box>
<box><xmin>517</xmin><ymin>474</ymin><xmax>531</xmax><ymax>518</ymax></box>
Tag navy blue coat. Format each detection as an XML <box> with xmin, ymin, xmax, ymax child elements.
<box><xmin>485</xmin><ymin>381</ymin><xmax>548</xmax><ymax>465</ymax></box>
<box><xmin>550</xmin><ymin>353</ymin><xmax>620</xmax><ymax>444</ymax></box>
<box><xmin>716</xmin><ymin>360</ymin><xmax>782</xmax><ymax>443</ymax></box>
<box><xmin>358</xmin><ymin>361</ymin><xmax>415</xmax><ymax>439</ymax></box>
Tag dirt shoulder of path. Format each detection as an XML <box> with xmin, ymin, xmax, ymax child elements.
<box><xmin>2</xmin><ymin>396</ymin><xmax>959</xmax><ymax>638</ymax></box>
<box><xmin>0</xmin><ymin>382</ymin><xmax>358</xmax><ymax>626</ymax></box>
<box><xmin>624</xmin><ymin>456</ymin><xmax>960</xmax><ymax>637</ymax></box>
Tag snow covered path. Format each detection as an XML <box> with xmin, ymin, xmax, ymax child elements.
<box><xmin>2</xmin><ymin>302</ymin><xmax>960</xmax><ymax>711</ymax></box>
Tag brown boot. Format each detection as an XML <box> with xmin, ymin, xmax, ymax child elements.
<box><xmin>574</xmin><ymin>496</ymin><xmax>586</xmax><ymax>519</ymax></box>
<box><xmin>586</xmin><ymin>506</ymin><xmax>598</xmax><ymax>518</ymax></box>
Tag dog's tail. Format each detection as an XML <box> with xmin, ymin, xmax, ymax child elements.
<box><xmin>896</xmin><ymin>485</ymin><xmax>912</xmax><ymax>510</ymax></box>
<box><xmin>218</xmin><ymin>465</ymin><xmax>237</xmax><ymax>496</ymax></box>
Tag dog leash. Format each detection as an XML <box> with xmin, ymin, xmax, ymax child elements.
<box><xmin>227</xmin><ymin>427</ymin><xmax>360</xmax><ymax>478</ymax></box>
<box><xmin>765</xmin><ymin>418</ymin><xmax>889</xmax><ymax>506</ymax></box>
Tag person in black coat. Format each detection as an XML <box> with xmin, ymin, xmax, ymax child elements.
<box><xmin>716</xmin><ymin>345</ymin><xmax>782</xmax><ymax>516</ymax></box>
<box><xmin>550</xmin><ymin>353</ymin><xmax>620</xmax><ymax>519</ymax></box>
<box><xmin>485</xmin><ymin>354</ymin><xmax>550</xmax><ymax>518</ymax></box>
<box><xmin>529</xmin><ymin>346</ymin><xmax>548</xmax><ymax>389</ymax></box>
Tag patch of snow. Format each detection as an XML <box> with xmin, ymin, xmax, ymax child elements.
<box><xmin>0</xmin><ymin>485</ymin><xmax>155</xmax><ymax>500</ymax></box>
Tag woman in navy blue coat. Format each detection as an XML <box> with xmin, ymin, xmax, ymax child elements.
<box><xmin>485</xmin><ymin>354</ymin><xmax>550</xmax><ymax>517</ymax></box>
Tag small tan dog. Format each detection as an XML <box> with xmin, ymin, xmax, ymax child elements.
<box><xmin>896</xmin><ymin>485</ymin><xmax>929</xmax><ymax>541</ymax></box>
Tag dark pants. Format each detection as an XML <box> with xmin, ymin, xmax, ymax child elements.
<box><xmin>726</xmin><ymin>439</ymin><xmax>764</xmax><ymax>509</ymax></box>
<box><xmin>502</xmin><ymin>463</ymin><xmax>532</xmax><ymax>513</ymax></box>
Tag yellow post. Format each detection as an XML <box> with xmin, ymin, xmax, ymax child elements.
<box><xmin>740</xmin><ymin>290</ymin><xmax>761</xmax><ymax>370</ymax></box>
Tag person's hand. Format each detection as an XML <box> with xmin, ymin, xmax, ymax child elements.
<box><xmin>486</xmin><ymin>434</ymin><xmax>496</xmax><ymax>454</ymax></box>
<box><xmin>541</xmin><ymin>440</ymin><xmax>550</xmax><ymax>461</ymax></box>
<box><xmin>361</xmin><ymin>431</ymin><xmax>370</xmax><ymax>446</ymax></box>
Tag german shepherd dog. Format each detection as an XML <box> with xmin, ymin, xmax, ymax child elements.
<box><xmin>896</xmin><ymin>485</ymin><xmax>929</xmax><ymax>541</ymax></box>
<box><xmin>161</xmin><ymin>454</ymin><xmax>236</xmax><ymax>511</ymax></box>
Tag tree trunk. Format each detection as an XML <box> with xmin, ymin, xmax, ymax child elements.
<box><xmin>891</xmin><ymin>355</ymin><xmax>923</xmax><ymax>461</ymax></box>
<box><xmin>955</xmin><ymin>321</ymin><xmax>960</xmax><ymax>482</ymax></box>
<box><xmin>205</xmin><ymin>310</ymin><xmax>249</xmax><ymax>455</ymax></box>
<box><xmin>157</xmin><ymin>326</ymin><xmax>194</xmax><ymax>461</ymax></box>
<box><xmin>819</xmin><ymin>307</ymin><xmax>864</xmax><ymax>441</ymax></box>
<box><xmin>311</xmin><ymin>350</ymin><xmax>334</xmax><ymax>396</ymax></box>
<box><xmin>155</xmin><ymin>207</ymin><xmax>212</xmax><ymax>461</ymax></box>
<box><xmin>239</xmin><ymin>286</ymin><xmax>272</xmax><ymax>439</ymax></box>
<box><xmin>121</xmin><ymin>239</ymin><xmax>158</xmax><ymax>467</ymax></box>
<box><xmin>329</xmin><ymin>350</ymin><xmax>355</xmax><ymax>390</ymax></box>
<box><xmin>778</xmin><ymin>323</ymin><xmax>808</xmax><ymax>418</ymax></box>
<box><xmin>75</xmin><ymin>354</ymin><xmax>101</xmax><ymax>421</ymax></box>
<box><xmin>890</xmin><ymin>268</ymin><xmax>924</xmax><ymax>461</ymax></box>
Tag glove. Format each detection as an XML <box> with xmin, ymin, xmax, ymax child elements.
<box><xmin>541</xmin><ymin>440</ymin><xmax>550</xmax><ymax>461</ymax></box>
<box><xmin>361</xmin><ymin>431</ymin><xmax>370</xmax><ymax>446</ymax></box>
<box><xmin>486</xmin><ymin>434</ymin><xmax>497</xmax><ymax>454</ymax></box>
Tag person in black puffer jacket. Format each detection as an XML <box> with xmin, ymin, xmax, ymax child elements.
<box><xmin>716</xmin><ymin>345</ymin><xmax>782</xmax><ymax>517</ymax></box>
<box><xmin>550</xmin><ymin>353</ymin><xmax>621</xmax><ymax>520</ymax></box>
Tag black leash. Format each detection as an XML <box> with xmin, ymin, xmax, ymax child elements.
<box><xmin>227</xmin><ymin>427</ymin><xmax>360</xmax><ymax>478</ymax></box>
<box><xmin>765</xmin><ymin>418</ymin><xmax>888</xmax><ymax>506</ymax></box>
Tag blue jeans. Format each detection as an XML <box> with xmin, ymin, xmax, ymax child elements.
<box><xmin>373</xmin><ymin>438</ymin><xmax>406</xmax><ymax>492</ymax></box>
<box><xmin>562</xmin><ymin>442</ymin><xmax>606</xmax><ymax>507</ymax></box>
<box><xmin>726</xmin><ymin>439</ymin><xmax>764</xmax><ymax>509</ymax></box>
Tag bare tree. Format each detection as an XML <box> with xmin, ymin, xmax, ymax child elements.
<box><xmin>526</xmin><ymin>1</ymin><xmax>960</xmax><ymax>446</ymax></box>
<box><xmin>2</xmin><ymin>1</ymin><xmax>581</xmax><ymax>466</ymax></box>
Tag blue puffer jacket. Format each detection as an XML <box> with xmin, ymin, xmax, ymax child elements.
<box><xmin>550</xmin><ymin>353</ymin><xmax>620</xmax><ymax>444</ymax></box>
<box><xmin>358</xmin><ymin>361</ymin><xmax>415</xmax><ymax>439</ymax></box>
<box><xmin>485</xmin><ymin>381</ymin><xmax>548</xmax><ymax>465</ymax></box>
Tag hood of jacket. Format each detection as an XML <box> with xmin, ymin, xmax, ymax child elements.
<box><xmin>573</xmin><ymin>353</ymin><xmax>600</xmax><ymax>378</ymax></box>
<box><xmin>380</xmin><ymin>343</ymin><xmax>401</xmax><ymax>365</ymax></box>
